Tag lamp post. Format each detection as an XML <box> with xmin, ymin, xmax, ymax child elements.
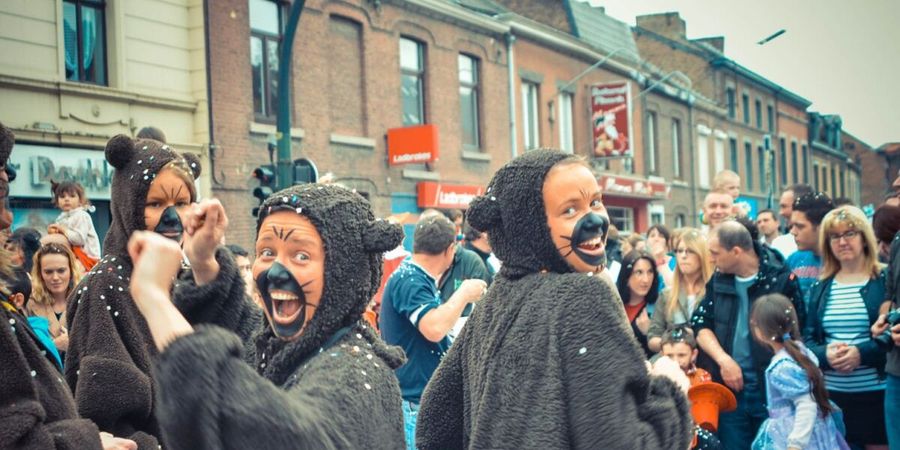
<box><xmin>275</xmin><ymin>0</ymin><xmax>307</xmax><ymax>190</ymax></box>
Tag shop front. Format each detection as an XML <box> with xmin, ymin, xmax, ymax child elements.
<box><xmin>598</xmin><ymin>174</ymin><xmax>669</xmax><ymax>234</ymax></box>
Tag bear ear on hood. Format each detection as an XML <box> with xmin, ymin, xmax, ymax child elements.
<box><xmin>362</xmin><ymin>219</ymin><xmax>404</xmax><ymax>254</ymax></box>
<box><xmin>466</xmin><ymin>191</ymin><xmax>502</xmax><ymax>233</ymax></box>
<box><xmin>181</xmin><ymin>153</ymin><xmax>201</xmax><ymax>179</ymax></box>
<box><xmin>105</xmin><ymin>134</ymin><xmax>136</xmax><ymax>170</ymax></box>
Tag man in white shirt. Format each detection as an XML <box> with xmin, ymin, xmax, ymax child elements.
<box><xmin>770</xmin><ymin>184</ymin><xmax>813</xmax><ymax>258</ymax></box>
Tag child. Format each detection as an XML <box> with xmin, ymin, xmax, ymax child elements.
<box><xmin>750</xmin><ymin>294</ymin><xmax>849</xmax><ymax>450</ymax></box>
<box><xmin>712</xmin><ymin>170</ymin><xmax>751</xmax><ymax>218</ymax></box>
<box><xmin>47</xmin><ymin>180</ymin><xmax>100</xmax><ymax>270</ymax></box>
<box><xmin>661</xmin><ymin>326</ymin><xmax>711</xmax><ymax>386</ymax></box>
<box><xmin>1</xmin><ymin>266</ymin><xmax>63</xmax><ymax>370</ymax></box>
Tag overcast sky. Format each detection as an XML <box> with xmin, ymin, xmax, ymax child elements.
<box><xmin>589</xmin><ymin>0</ymin><xmax>900</xmax><ymax>147</ymax></box>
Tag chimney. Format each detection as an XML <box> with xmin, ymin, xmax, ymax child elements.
<box><xmin>694</xmin><ymin>36</ymin><xmax>725</xmax><ymax>53</ymax></box>
<box><xmin>636</xmin><ymin>12</ymin><xmax>686</xmax><ymax>41</ymax></box>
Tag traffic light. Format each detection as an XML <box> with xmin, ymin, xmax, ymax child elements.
<box><xmin>252</xmin><ymin>164</ymin><xmax>276</xmax><ymax>216</ymax></box>
<box><xmin>292</xmin><ymin>158</ymin><xmax>318</xmax><ymax>185</ymax></box>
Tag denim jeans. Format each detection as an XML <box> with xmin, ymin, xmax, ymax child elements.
<box><xmin>887</xmin><ymin>375</ymin><xmax>900</xmax><ymax>450</ymax></box>
<box><xmin>402</xmin><ymin>400</ymin><xmax>419</xmax><ymax>450</ymax></box>
<box><xmin>718</xmin><ymin>382</ymin><xmax>768</xmax><ymax>450</ymax></box>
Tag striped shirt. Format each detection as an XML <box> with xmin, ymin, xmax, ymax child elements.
<box><xmin>822</xmin><ymin>280</ymin><xmax>885</xmax><ymax>392</ymax></box>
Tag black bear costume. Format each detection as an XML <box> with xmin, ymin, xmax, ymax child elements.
<box><xmin>416</xmin><ymin>149</ymin><xmax>693</xmax><ymax>449</ymax></box>
<box><xmin>64</xmin><ymin>135</ymin><xmax>260</xmax><ymax>449</ymax></box>
<box><xmin>151</xmin><ymin>184</ymin><xmax>407</xmax><ymax>450</ymax></box>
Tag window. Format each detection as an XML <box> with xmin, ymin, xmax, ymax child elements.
<box><xmin>790</xmin><ymin>142</ymin><xmax>798</xmax><ymax>183</ymax></box>
<box><xmin>802</xmin><ymin>144</ymin><xmax>809</xmax><ymax>183</ymax></box>
<box><xmin>779</xmin><ymin>138</ymin><xmax>787</xmax><ymax>185</ymax></box>
<box><xmin>821</xmin><ymin>165</ymin><xmax>828</xmax><ymax>192</ymax></box>
<box><xmin>744</xmin><ymin>142</ymin><xmax>753</xmax><ymax>190</ymax></box>
<box><xmin>458</xmin><ymin>54</ymin><xmax>480</xmax><ymax>149</ymax></box>
<box><xmin>250</xmin><ymin>0</ymin><xmax>282</xmax><ymax>119</ymax></box>
<box><xmin>521</xmin><ymin>81</ymin><xmax>540</xmax><ymax>150</ymax></box>
<box><xmin>714</xmin><ymin>137</ymin><xmax>725</xmax><ymax>175</ymax></box>
<box><xmin>646</xmin><ymin>112</ymin><xmax>657</xmax><ymax>174</ymax></box>
<box><xmin>729</xmin><ymin>138</ymin><xmax>738</xmax><ymax>171</ymax></box>
<box><xmin>64</xmin><ymin>0</ymin><xmax>107</xmax><ymax>85</ymax></box>
<box><xmin>839</xmin><ymin>169</ymin><xmax>845</xmax><ymax>198</ymax></box>
<box><xmin>830</xmin><ymin>166</ymin><xmax>837</xmax><ymax>198</ymax></box>
<box><xmin>755</xmin><ymin>99</ymin><xmax>762</xmax><ymax>128</ymax></box>
<box><xmin>742</xmin><ymin>94</ymin><xmax>750</xmax><ymax>124</ymax></box>
<box><xmin>675</xmin><ymin>214</ymin><xmax>685</xmax><ymax>228</ymax></box>
<box><xmin>726</xmin><ymin>88</ymin><xmax>736</xmax><ymax>119</ymax></box>
<box><xmin>813</xmin><ymin>162</ymin><xmax>819</xmax><ymax>190</ymax></box>
<box><xmin>758</xmin><ymin>146</ymin><xmax>766</xmax><ymax>192</ymax></box>
<box><xmin>558</xmin><ymin>92</ymin><xmax>574</xmax><ymax>153</ymax></box>
<box><xmin>767</xmin><ymin>105</ymin><xmax>774</xmax><ymax>132</ymax></box>
<box><xmin>400</xmin><ymin>38</ymin><xmax>426</xmax><ymax>126</ymax></box>
<box><xmin>607</xmin><ymin>206</ymin><xmax>634</xmax><ymax>234</ymax></box>
<box><xmin>651</xmin><ymin>212</ymin><xmax>664</xmax><ymax>226</ymax></box>
<box><xmin>672</xmin><ymin>119</ymin><xmax>681</xmax><ymax>179</ymax></box>
<box><xmin>697</xmin><ymin>135</ymin><xmax>709</xmax><ymax>187</ymax></box>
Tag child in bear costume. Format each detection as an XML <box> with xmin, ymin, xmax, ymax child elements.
<box><xmin>125</xmin><ymin>183</ymin><xmax>407</xmax><ymax>450</ymax></box>
<box><xmin>65</xmin><ymin>135</ymin><xmax>261</xmax><ymax>449</ymax></box>
<box><xmin>416</xmin><ymin>149</ymin><xmax>693</xmax><ymax>449</ymax></box>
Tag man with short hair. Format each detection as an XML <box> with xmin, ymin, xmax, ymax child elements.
<box><xmin>463</xmin><ymin>221</ymin><xmax>496</xmax><ymax>279</ymax></box>
<box><xmin>755</xmin><ymin>209</ymin><xmax>779</xmax><ymax>246</ymax></box>
<box><xmin>702</xmin><ymin>191</ymin><xmax>734</xmax><ymax>234</ymax></box>
<box><xmin>770</xmin><ymin>184</ymin><xmax>813</xmax><ymax>258</ymax></box>
<box><xmin>788</xmin><ymin>191</ymin><xmax>834</xmax><ymax>302</ymax></box>
<box><xmin>380</xmin><ymin>215</ymin><xmax>486</xmax><ymax>450</ymax></box>
<box><xmin>226</xmin><ymin>244</ymin><xmax>255</xmax><ymax>300</ymax></box>
<box><xmin>692</xmin><ymin>219</ymin><xmax>804</xmax><ymax>450</ymax></box>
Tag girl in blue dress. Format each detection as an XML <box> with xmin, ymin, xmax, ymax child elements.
<box><xmin>750</xmin><ymin>294</ymin><xmax>849</xmax><ymax>450</ymax></box>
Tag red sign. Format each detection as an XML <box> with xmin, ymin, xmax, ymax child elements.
<box><xmin>417</xmin><ymin>182</ymin><xmax>485</xmax><ymax>209</ymax></box>
<box><xmin>598</xmin><ymin>175</ymin><xmax>668</xmax><ymax>199</ymax></box>
<box><xmin>387</xmin><ymin>124</ymin><xmax>439</xmax><ymax>165</ymax></box>
<box><xmin>590</xmin><ymin>82</ymin><xmax>632</xmax><ymax>158</ymax></box>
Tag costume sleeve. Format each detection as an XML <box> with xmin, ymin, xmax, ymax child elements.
<box><xmin>771</xmin><ymin>360</ymin><xmax>816</xmax><ymax>448</ymax></box>
<box><xmin>647</xmin><ymin>290</ymin><xmax>670</xmax><ymax>340</ymax></box>
<box><xmin>0</xmin><ymin>311</ymin><xmax>103</xmax><ymax>450</ymax></box>
<box><xmin>174</xmin><ymin>247</ymin><xmax>263</xmax><ymax>342</ymax></box>
<box><xmin>560</xmin><ymin>276</ymin><xmax>693</xmax><ymax>449</ymax></box>
<box><xmin>690</xmin><ymin>279</ymin><xmax>715</xmax><ymax>334</ymax></box>
<box><xmin>416</xmin><ymin>322</ymin><xmax>467</xmax><ymax>450</ymax></box>
<box><xmin>153</xmin><ymin>326</ymin><xmax>349</xmax><ymax>450</ymax></box>
<box><xmin>64</xmin><ymin>271</ymin><xmax>160</xmax><ymax>450</ymax></box>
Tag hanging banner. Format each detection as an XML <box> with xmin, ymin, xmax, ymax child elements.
<box><xmin>590</xmin><ymin>81</ymin><xmax>632</xmax><ymax>158</ymax></box>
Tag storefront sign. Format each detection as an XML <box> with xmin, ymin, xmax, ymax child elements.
<box><xmin>8</xmin><ymin>144</ymin><xmax>112</xmax><ymax>200</ymax></box>
<box><xmin>590</xmin><ymin>82</ymin><xmax>633</xmax><ymax>158</ymax></box>
<box><xmin>417</xmin><ymin>182</ymin><xmax>484</xmax><ymax>209</ymax></box>
<box><xmin>387</xmin><ymin>124</ymin><xmax>439</xmax><ymax>165</ymax></box>
<box><xmin>599</xmin><ymin>175</ymin><xmax>668</xmax><ymax>199</ymax></box>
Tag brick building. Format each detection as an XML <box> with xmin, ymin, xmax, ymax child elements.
<box><xmin>807</xmin><ymin>112</ymin><xmax>862</xmax><ymax>203</ymax></box>
<box><xmin>841</xmin><ymin>131</ymin><xmax>879</xmax><ymax>207</ymax></box>
<box><xmin>206</xmin><ymin>0</ymin><xmax>512</xmax><ymax>250</ymax></box>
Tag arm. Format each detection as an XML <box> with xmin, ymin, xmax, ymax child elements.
<box><xmin>787</xmin><ymin>394</ymin><xmax>817</xmax><ymax>449</ymax></box>
<box><xmin>417</xmin><ymin>279</ymin><xmax>484</xmax><ymax>343</ymax></box>
<box><xmin>802</xmin><ymin>284</ymin><xmax>830</xmax><ymax>370</ymax></box>
<box><xmin>417</xmin><ymin>322</ymin><xmax>467</xmax><ymax>450</ymax></box>
<box><xmin>61</xmin><ymin>211</ymin><xmax>92</xmax><ymax>247</ymax></box>
<box><xmin>692</xmin><ymin>287</ymin><xmax>744</xmax><ymax>392</ymax></box>
<box><xmin>647</xmin><ymin>292</ymin><xmax>670</xmax><ymax>352</ymax></box>
<box><xmin>774</xmin><ymin>360</ymin><xmax>818</xmax><ymax>450</ymax></box>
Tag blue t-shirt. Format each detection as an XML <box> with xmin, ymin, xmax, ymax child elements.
<box><xmin>27</xmin><ymin>316</ymin><xmax>63</xmax><ymax>371</ymax></box>
<box><xmin>379</xmin><ymin>258</ymin><xmax>450</xmax><ymax>403</ymax></box>
<box><xmin>786</xmin><ymin>250</ymin><xmax>822</xmax><ymax>306</ymax></box>
<box><xmin>733</xmin><ymin>273</ymin><xmax>758</xmax><ymax>388</ymax></box>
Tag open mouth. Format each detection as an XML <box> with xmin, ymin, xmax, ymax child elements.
<box><xmin>576</xmin><ymin>235</ymin><xmax>605</xmax><ymax>255</ymax></box>
<box><xmin>270</xmin><ymin>289</ymin><xmax>304</xmax><ymax>325</ymax></box>
<box><xmin>159</xmin><ymin>231</ymin><xmax>183</xmax><ymax>241</ymax></box>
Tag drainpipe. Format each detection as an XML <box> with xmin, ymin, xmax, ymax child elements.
<box><xmin>506</xmin><ymin>32</ymin><xmax>517</xmax><ymax>159</ymax></box>
<box><xmin>687</xmin><ymin>101</ymin><xmax>698</xmax><ymax>226</ymax></box>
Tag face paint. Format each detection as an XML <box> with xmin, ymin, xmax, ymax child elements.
<box><xmin>565</xmin><ymin>212</ymin><xmax>609</xmax><ymax>267</ymax></box>
<box><xmin>154</xmin><ymin>206</ymin><xmax>184</xmax><ymax>242</ymax></box>
<box><xmin>255</xmin><ymin>261</ymin><xmax>315</xmax><ymax>338</ymax></box>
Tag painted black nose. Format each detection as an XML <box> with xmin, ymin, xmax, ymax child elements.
<box><xmin>159</xmin><ymin>206</ymin><xmax>181</xmax><ymax>227</ymax></box>
<box><xmin>582</xmin><ymin>213</ymin><xmax>609</xmax><ymax>234</ymax></box>
<box><xmin>266</xmin><ymin>261</ymin><xmax>293</xmax><ymax>285</ymax></box>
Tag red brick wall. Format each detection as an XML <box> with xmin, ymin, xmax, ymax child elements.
<box><xmin>492</xmin><ymin>0</ymin><xmax>572</xmax><ymax>34</ymax></box>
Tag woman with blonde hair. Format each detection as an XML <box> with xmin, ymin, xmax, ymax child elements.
<box><xmin>803</xmin><ymin>205</ymin><xmax>888</xmax><ymax>449</ymax></box>
<box><xmin>648</xmin><ymin>228</ymin><xmax>714</xmax><ymax>353</ymax></box>
<box><xmin>27</xmin><ymin>243</ymin><xmax>83</xmax><ymax>358</ymax></box>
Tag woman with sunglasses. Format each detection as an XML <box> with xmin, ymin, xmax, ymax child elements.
<box><xmin>648</xmin><ymin>229</ymin><xmax>714</xmax><ymax>353</ymax></box>
<box><xmin>803</xmin><ymin>205</ymin><xmax>889</xmax><ymax>449</ymax></box>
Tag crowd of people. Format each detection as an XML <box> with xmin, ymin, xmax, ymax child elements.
<box><xmin>1</xmin><ymin>119</ymin><xmax>899</xmax><ymax>450</ymax></box>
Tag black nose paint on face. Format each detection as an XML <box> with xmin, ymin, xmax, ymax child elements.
<box><xmin>256</xmin><ymin>261</ymin><xmax>309</xmax><ymax>339</ymax></box>
<box><xmin>569</xmin><ymin>212</ymin><xmax>610</xmax><ymax>267</ymax></box>
<box><xmin>154</xmin><ymin>206</ymin><xmax>184</xmax><ymax>241</ymax></box>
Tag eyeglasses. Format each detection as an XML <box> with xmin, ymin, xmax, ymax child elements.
<box><xmin>829</xmin><ymin>230</ymin><xmax>860</xmax><ymax>243</ymax></box>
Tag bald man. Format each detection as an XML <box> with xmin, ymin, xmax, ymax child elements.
<box><xmin>702</xmin><ymin>191</ymin><xmax>734</xmax><ymax>232</ymax></box>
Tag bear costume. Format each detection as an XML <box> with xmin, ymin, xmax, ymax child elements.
<box><xmin>64</xmin><ymin>135</ymin><xmax>261</xmax><ymax>449</ymax></box>
<box><xmin>416</xmin><ymin>149</ymin><xmax>693</xmax><ymax>449</ymax></box>
<box><xmin>151</xmin><ymin>184</ymin><xmax>407</xmax><ymax>450</ymax></box>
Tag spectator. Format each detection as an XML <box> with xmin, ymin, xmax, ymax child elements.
<box><xmin>702</xmin><ymin>191</ymin><xmax>734</xmax><ymax>234</ymax></box>
<box><xmin>804</xmin><ymin>205</ymin><xmax>888</xmax><ymax>449</ymax></box>
<box><xmin>5</xmin><ymin>226</ymin><xmax>42</xmax><ymax>272</ymax></box>
<box><xmin>627</xmin><ymin>233</ymin><xmax>647</xmax><ymax>253</ymax></box>
<box><xmin>136</xmin><ymin>125</ymin><xmax>167</xmax><ymax>143</ymax></box>
<box><xmin>788</xmin><ymin>191</ymin><xmax>834</xmax><ymax>303</ymax></box>
<box><xmin>5</xmin><ymin>265</ymin><xmax>62</xmax><ymax>370</ymax></box>
<box><xmin>832</xmin><ymin>197</ymin><xmax>854</xmax><ymax>207</ymax></box>
<box><xmin>616</xmin><ymin>250</ymin><xmax>660</xmax><ymax>357</ymax></box>
<box><xmin>647</xmin><ymin>224</ymin><xmax>674</xmax><ymax>289</ymax></box>
<box><xmin>379</xmin><ymin>214</ymin><xmax>485</xmax><ymax>449</ymax></box>
<box><xmin>713</xmin><ymin>170</ymin><xmax>741</xmax><ymax>201</ymax></box>
<box><xmin>692</xmin><ymin>219</ymin><xmax>804</xmax><ymax>449</ymax></box>
<box><xmin>771</xmin><ymin>184</ymin><xmax>814</xmax><ymax>258</ymax></box>
<box><xmin>225</xmin><ymin>244</ymin><xmax>255</xmax><ymax>300</ymax></box>
<box><xmin>871</xmin><ymin>204</ymin><xmax>900</xmax><ymax>450</ymax></box>
<box><xmin>463</xmin><ymin>221</ymin><xmax>497</xmax><ymax>280</ymax></box>
<box><xmin>649</xmin><ymin>228</ymin><xmax>713</xmax><ymax>353</ymax></box>
<box><xmin>28</xmin><ymin>243</ymin><xmax>82</xmax><ymax>358</ymax></box>
<box><xmin>755</xmin><ymin>209</ymin><xmax>780</xmax><ymax>246</ymax></box>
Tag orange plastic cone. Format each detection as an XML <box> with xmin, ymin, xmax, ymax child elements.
<box><xmin>688</xmin><ymin>382</ymin><xmax>737</xmax><ymax>432</ymax></box>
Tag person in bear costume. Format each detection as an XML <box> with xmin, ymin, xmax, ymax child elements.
<box><xmin>416</xmin><ymin>149</ymin><xmax>693</xmax><ymax>449</ymax></box>
<box><xmin>125</xmin><ymin>183</ymin><xmax>407</xmax><ymax>450</ymax></box>
<box><xmin>64</xmin><ymin>135</ymin><xmax>260</xmax><ymax>449</ymax></box>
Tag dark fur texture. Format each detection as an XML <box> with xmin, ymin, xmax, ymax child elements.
<box><xmin>0</xmin><ymin>122</ymin><xmax>13</xmax><ymax>165</ymax></box>
<box><xmin>417</xmin><ymin>149</ymin><xmax>693</xmax><ymax>449</ymax></box>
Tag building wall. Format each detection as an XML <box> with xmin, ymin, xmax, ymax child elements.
<box><xmin>841</xmin><ymin>132</ymin><xmax>881</xmax><ymax>206</ymax></box>
<box><xmin>776</xmin><ymin>101</ymin><xmax>810</xmax><ymax>190</ymax></box>
<box><xmin>207</xmin><ymin>0</ymin><xmax>511</xmax><ymax>250</ymax></box>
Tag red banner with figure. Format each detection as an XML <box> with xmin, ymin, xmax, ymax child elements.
<box><xmin>590</xmin><ymin>82</ymin><xmax>632</xmax><ymax>158</ymax></box>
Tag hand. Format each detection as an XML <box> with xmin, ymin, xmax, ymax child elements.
<box><xmin>831</xmin><ymin>345</ymin><xmax>861</xmax><ymax>373</ymax></box>
<box><xmin>635</xmin><ymin>307</ymin><xmax>651</xmax><ymax>335</ymax></box>
<box><xmin>826</xmin><ymin>342</ymin><xmax>849</xmax><ymax>367</ymax></box>
<box><xmin>718</xmin><ymin>356</ymin><xmax>744</xmax><ymax>392</ymax></box>
<box><xmin>182</xmin><ymin>199</ymin><xmax>228</xmax><ymax>267</ymax></box>
<box><xmin>47</xmin><ymin>223</ymin><xmax>67</xmax><ymax>235</ymax></box>
<box><xmin>893</xmin><ymin>323</ymin><xmax>900</xmax><ymax>347</ymax></box>
<box><xmin>651</xmin><ymin>356</ymin><xmax>690</xmax><ymax>394</ymax></box>
<box><xmin>128</xmin><ymin>231</ymin><xmax>184</xmax><ymax>310</ymax></box>
<box><xmin>872</xmin><ymin>314</ymin><xmax>890</xmax><ymax>338</ymax></box>
<box><xmin>53</xmin><ymin>330</ymin><xmax>69</xmax><ymax>353</ymax></box>
<box><xmin>649</xmin><ymin>240</ymin><xmax>667</xmax><ymax>260</ymax></box>
<box><xmin>99</xmin><ymin>432</ymin><xmax>137</xmax><ymax>450</ymax></box>
<box><xmin>456</xmin><ymin>279</ymin><xmax>488</xmax><ymax>304</ymax></box>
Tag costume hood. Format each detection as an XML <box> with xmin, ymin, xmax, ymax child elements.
<box><xmin>102</xmin><ymin>134</ymin><xmax>201</xmax><ymax>258</ymax></box>
<box><xmin>254</xmin><ymin>184</ymin><xmax>404</xmax><ymax>383</ymax></box>
<box><xmin>466</xmin><ymin>149</ymin><xmax>577</xmax><ymax>279</ymax></box>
